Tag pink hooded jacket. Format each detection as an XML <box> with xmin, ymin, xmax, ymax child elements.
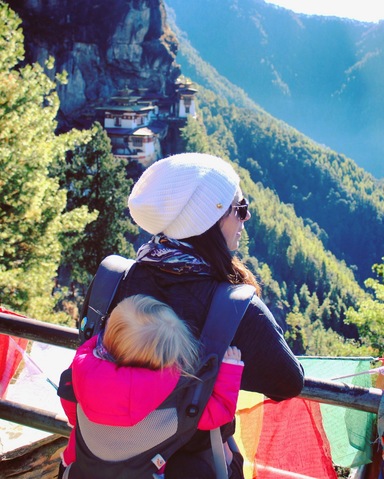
<box><xmin>61</xmin><ymin>336</ymin><xmax>243</xmax><ymax>466</ymax></box>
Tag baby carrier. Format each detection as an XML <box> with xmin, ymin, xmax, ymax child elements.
<box><xmin>58</xmin><ymin>255</ymin><xmax>255</xmax><ymax>479</ymax></box>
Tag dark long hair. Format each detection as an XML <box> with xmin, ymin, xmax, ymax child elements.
<box><xmin>183</xmin><ymin>222</ymin><xmax>261</xmax><ymax>295</ymax></box>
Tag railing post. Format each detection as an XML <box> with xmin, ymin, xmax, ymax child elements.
<box><xmin>300</xmin><ymin>377</ymin><xmax>384</xmax><ymax>413</ymax></box>
<box><xmin>0</xmin><ymin>398</ymin><xmax>71</xmax><ymax>437</ymax></box>
<box><xmin>0</xmin><ymin>312</ymin><xmax>79</xmax><ymax>349</ymax></box>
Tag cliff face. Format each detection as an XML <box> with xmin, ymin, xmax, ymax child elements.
<box><xmin>8</xmin><ymin>0</ymin><xmax>180</xmax><ymax>128</ymax></box>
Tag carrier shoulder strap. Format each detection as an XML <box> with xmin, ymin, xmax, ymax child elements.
<box><xmin>200</xmin><ymin>282</ymin><xmax>255</xmax><ymax>362</ymax></box>
<box><xmin>79</xmin><ymin>255</ymin><xmax>135</xmax><ymax>343</ymax></box>
<box><xmin>201</xmin><ymin>282</ymin><xmax>255</xmax><ymax>479</ymax></box>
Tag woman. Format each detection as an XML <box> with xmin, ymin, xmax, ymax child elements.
<box><xmin>114</xmin><ymin>152</ymin><xmax>305</xmax><ymax>478</ymax></box>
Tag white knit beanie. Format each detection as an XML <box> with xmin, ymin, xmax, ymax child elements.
<box><xmin>128</xmin><ymin>153</ymin><xmax>240</xmax><ymax>239</ymax></box>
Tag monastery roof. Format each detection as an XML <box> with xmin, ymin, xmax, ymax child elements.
<box><xmin>96</xmin><ymin>104</ymin><xmax>155</xmax><ymax>113</ymax></box>
<box><xmin>109</xmin><ymin>95</ymin><xmax>141</xmax><ymax>102</ymax></box>
<box><xmin>178</xmin><ymin>88</ymin><xmax>198</xmax><ymax>95</ymax></box>
<box><xmin>133</xmin><ymin>127</ymin><xmax>153</xmax><ymax>136</ymax></box>
<box><xmin>105</xmin><ymin>122</ymin><xmax>167</xmax><ymax>137</ymax></box>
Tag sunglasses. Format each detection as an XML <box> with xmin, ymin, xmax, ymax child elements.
<box><xmin>233</xmin><ymin>198</ymin><xmax>249</xmax><ymax>221</ymax></box>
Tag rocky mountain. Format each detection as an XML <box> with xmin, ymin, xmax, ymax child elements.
<box><xmin>8</xmin><ymin>0</ymin><xmax>181</xmax><ymax>129</ymax></box>
<box><xmin>166</xmin><ymin>0</ymin><xmax>384</xmax><ymax>178</ymax></box>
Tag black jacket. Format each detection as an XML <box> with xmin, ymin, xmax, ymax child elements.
<box><xmin>114</xmin><ymin>262</ymin><xmax>304</xmax><ymax>401</ymax></box>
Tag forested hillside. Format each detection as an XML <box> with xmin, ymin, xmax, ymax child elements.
<box><xmin>180</xmin><ymin>88</ymin><xmax>381</xmax><ymax>356</ymax></box>
<box><xmin>166</xmin><ymin>13</ymin><xmax>384</xmax><ymax>286</ymax></box>
<box><xmin>166</xmin><ymin>0</ymin><xmax>384</xmax><ymax>178</ymax></box>
<box><xmin>2</xmin><ymin>2</ymin><xmax>383</xmax><ymax>357</ymax></box>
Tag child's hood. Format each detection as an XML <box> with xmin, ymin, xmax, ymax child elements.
<box><xmin>71</xmin><ymin>336</ymin><xmax>180</xmax><ymax>427</ymax></box>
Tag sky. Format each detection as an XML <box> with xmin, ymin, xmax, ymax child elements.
<box><xmin>264</xmin><ymin>0</ymin><xmax>384</xmax><ymax>23</ymax></box>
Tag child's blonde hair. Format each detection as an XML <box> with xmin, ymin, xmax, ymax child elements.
<box><xmin>103</xmin><ymin>295</ymin><xmax>199</xmax><ymax>375</ymax></box>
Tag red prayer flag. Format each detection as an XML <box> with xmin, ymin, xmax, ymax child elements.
<box><xmin>254</xmin><ymin>398</ymin><xmax>337</xmax><ymax>479</ymax></box>
<box><xmin>0</xmin><ymin>307</ymin><xmax>28</xmax><ymax>399</ymax></box>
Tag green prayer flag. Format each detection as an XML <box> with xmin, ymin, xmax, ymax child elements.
<box><xmin>299</xmin><ymin>357</ymin><xmax>375</xmax><ymax>468</ymax></box>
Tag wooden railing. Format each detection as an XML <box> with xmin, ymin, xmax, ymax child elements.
<box><xmin>0</xmin><ymin>311</ymin><xmax>383</xmax><ymax>438</ymax></box>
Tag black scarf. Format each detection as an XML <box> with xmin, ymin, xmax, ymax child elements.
<box><xmin>136</xmin><ymin>234</ymin><xmax>212</xmax><ymax>276</ymax></box>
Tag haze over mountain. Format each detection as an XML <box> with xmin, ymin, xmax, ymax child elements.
<box><xmin>163</xmin><ymin>1</ymin><xmax>384</xmax><ymax>286</ymax></box>
<box><xmin>166</xmin><ymin>0</ymin><xmax>384</xmax><ymax>178</ymax></box>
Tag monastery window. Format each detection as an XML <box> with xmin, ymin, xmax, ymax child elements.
<box><xmin>114</xmin><ymin>116</ymin><xmax>122</xmax><ymax>127</ymax></box>
<box><xmin>132</xmin><ymin>137</ymin><xmax>143</xmax><ymax>147</ymax></box>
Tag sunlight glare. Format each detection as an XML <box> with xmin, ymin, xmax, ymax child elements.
<box><xmin>264</xmin><ymin>0</ymin><xmax>384</xmax><ymax>23</ymax></box>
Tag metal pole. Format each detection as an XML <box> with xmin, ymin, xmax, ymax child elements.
<box><xmin>0</xmin><ymin>398</ymin><xmax>71</xmax><ymax>437</ymax></box>
<box><xmin>300</xmin><ymin>377</ymin><xmax>384</xmax><ymax>413</ymax></box>
<box><xmin>0</xmin><ymin>312</ymin><xmax>79</xmax><ymax>349</ymax></box>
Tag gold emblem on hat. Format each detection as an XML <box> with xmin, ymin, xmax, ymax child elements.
<box><xmin>216</xmin><ymin>203</ymin><xmax>223</xmax><ymax>209</ymax></box>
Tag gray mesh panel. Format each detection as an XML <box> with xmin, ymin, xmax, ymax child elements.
<box><xmin>77</xmin><ymin>404</ymin><xmax>178</xmax><ymax>461</ymax></box>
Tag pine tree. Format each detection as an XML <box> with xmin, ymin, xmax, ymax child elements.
<box><xmin>180</xmin><ymin>116</ymin><xmax>210</xmax><ymax>153</ymax></box>
<box><xmin>59</xmin><ymin>122</ymin><xmax>138</xmax><ymax>283</ymax></box>
<box><xmin>345</xmin><ymin>259</ymin><xmax>384</xmax><ymax>354</ymax></box>
<box><xmin>0</xmin><ymin>4</ymin><xmax>93</xmax><ymax>319</ymax></box>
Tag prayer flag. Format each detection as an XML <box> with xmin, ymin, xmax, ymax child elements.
<box><xmin>235</xmin><ymin>357</ymin><xmax>375</xmax><ymax>478</ymax></box>
<box><xmin>0</xmin><ymin>308</ymin><xmax>28</xmax><ymax>399</ymax></box>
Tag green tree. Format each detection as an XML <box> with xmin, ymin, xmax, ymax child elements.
<box><xmin>0</xmin><ymin>3</ymin><xmax>93</xmax><ymax>319</ymax></box>
<box><xmin>286</xmin><ymin>310</ymin><xmax>367</xmax><ymax>356</ymax></box>
<box><xmin>345</xmin><ymin>259</ymin><xmax>384</xmax><ymax>354</ymax></box>
<box><xmin>180</xmin><ymin>115</ymin><xmax>210</xmax><ymax>153</ymax></box>
<box><xmin>58</xmin><ymin>122</ymin><xmax>138</xmax><ymax>282</ymax></box>
<box><xmin>285</xmin><ymin>311</ymin><xmax>308</xmax><ymax>355</ymax></box>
